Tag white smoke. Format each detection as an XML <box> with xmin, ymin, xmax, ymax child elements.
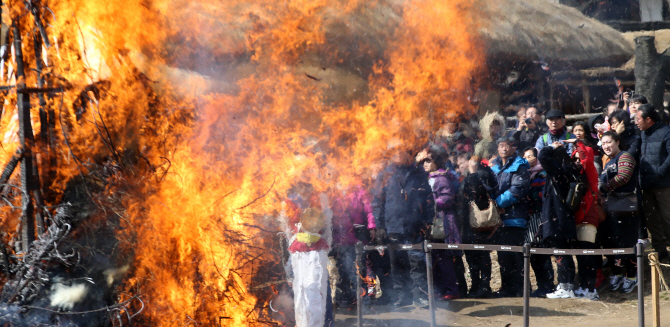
<box><xmin>50</xmin><ymin>283</ymin><xmax>88</xmax><ymax>310</ymax></box>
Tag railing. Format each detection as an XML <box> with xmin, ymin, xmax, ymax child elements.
<box><xmin>354</xmin><ymin>241</ymin><xmax>645</xmax><ymax>327</ymax></box>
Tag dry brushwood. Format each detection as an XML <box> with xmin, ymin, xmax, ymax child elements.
<box><xmin>3</xmin><ymin>203</ymin><xmax>76</xmax><ymax>304</ymax></box>
<box><xmin>0</xmin><ymin>148</ymin><xmax>23</xmax><ymax>192</ymax></box>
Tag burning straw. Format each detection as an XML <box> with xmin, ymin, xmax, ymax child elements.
<box><xmin>0</xmin><ymin>0</ymin><xmax>483</xmax><ymax>325</ymax></box>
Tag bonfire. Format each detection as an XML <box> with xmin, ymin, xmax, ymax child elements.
<box><xmin>0</xmin><ymin>0</ymin><xmax>481</xmax><ymax>325</ymax></box>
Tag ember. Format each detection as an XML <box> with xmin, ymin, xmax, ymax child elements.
<box><xmin>0</xmin><ymin>0</ymin><xmax>480</xmax><ymax>325</ymax></box>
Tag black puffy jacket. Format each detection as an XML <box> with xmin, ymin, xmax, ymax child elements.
<box><xmin>538</xmin><ymin>146</ymin><xmax>581</xmax><ymax>241</ymax></box>
<box><xmin>620</xmin><ymin>125</ymin><xmax>641</xmax><ymax>163</ymax></box>
<box><xmin>639</xmin><ymin>123</ymin><xmax>670</xmax><ymax>189</ymax></box>
<box><xmin>372</xmin><ymin>164</ymin><xmax>435</xmax><ymax>239</ymax></box>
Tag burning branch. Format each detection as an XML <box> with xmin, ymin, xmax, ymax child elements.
<box><xmin>0</xmin><ymin>148</ymin><xmax>24</xmax><ymax>193</ymax></box>
<box><xmin>235</xmin><ymin>176</ymin><xmax>276</xmax><ymax>210</ymax></box>
<box><xmin>26</xmin><ymin>0</ymin><xmax>51</xmax><ymax>48</ymax></box>
<box><xmin>6</xmin><ymin>203</ymin><xmax>75</xmax><ymax>304</ymax></box>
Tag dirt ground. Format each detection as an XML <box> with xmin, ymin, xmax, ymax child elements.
<box><xmin>334</xmin><ymin>251</ymin><xmax>670</xmax><ymax>327</ymax></box>
<box><xmin>334</xmin><ymin>293</ymin><xmax>670</xmax><ymax>327</ymax></box>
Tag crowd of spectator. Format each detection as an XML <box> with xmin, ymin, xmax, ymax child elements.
<box><xmin>326</xmin><ymin>94</ymin><xmax>670</xmax><ymax>309</ymax></box>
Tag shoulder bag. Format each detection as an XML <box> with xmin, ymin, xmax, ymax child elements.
<box><xmin>565</xmin><ymin>181</ymin><xmax>587</xmax><ymax>212</ymax></box>
<box><xmin>430</xmin><ymin>212</ymin><xmax>446</xmax><ymax>240</ymax></box>
<box><xmin>469</xmin><ymin>196</ymin><xmax>500</xmax><ymax>232</ymax></box>
<box><xmin>606</xmin><ymin>191</ymin><xmax>638</xmax><ymax>214</ymax></box>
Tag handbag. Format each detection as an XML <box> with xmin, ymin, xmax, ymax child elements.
<box><xmin>549</xmin><ymin>178</ymin><xmax>586</xmax><ymax>213</ymax></box>
<box><xmin>606</xmin><ymin>191</ymin><xmax>638</xmax><ymax>213</ymax></box>
<box><xmin>524</xmin><ymin>212</ymin><xmax>542</xmax><ymax>244</ymax></box>
<box><xmin>565</xmin><ymin>182</ymin><xmax>587</xmax><ymax>212</ymax></box>
<box><xmin>430</xmin><ymin>212</ymin><xmax>446</xmax><ymax>240</ymax></box>
<box><xmin>469</xmin><ymin>197</ymin><xmax>500</xmax><ymax>232</ymax></box>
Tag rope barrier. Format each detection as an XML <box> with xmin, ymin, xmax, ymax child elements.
<box><xmin>649</xmin><ymin>254</ymin><xmax>669</xmax><ymax>292</ymax></box>
<box><xmin>355</xmin><ymin>241</ymin><xmax>643</xmax><ymax>327</ymax></box>
<box><xmin>363</xmin><ymin>242</ymin><xmax>634</xmax><ymax>255</ymax></box>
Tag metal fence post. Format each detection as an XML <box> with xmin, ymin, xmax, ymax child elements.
<box><xmin>636</xmin><ymin>242</ymin><xmax>645</xmax><ymax>327</ymax></box>
<box><xmin>424</xmin><ymin>240</ymin><xmax>436</xmax><ymax>327</ymax></box>
<box><xmin>355</xmin><ymin>242</ymin><xmax>364</xmax><ymax>327</ymax></box>
<box><xmin>522</xmin><ymin>243</ymin><xmax>531</xmax><ymax>327</ymax></box>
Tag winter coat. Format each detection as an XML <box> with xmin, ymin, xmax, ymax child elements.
<box><xmin>538</xmin><ymin>145</ymin><xmax>580</xmax><ymax>241</ymax></box>
<box><xmin>527</xmin><ymin>162</ymin><xmax>546</xmax><ymax>215</ymax></box>
<box><xmin>571</xmin><ymin>142</ymin><xmax>600</xmax><ymax>227</ymax></box>
<box><xmin>513</xmin><ymin>127</ymin><xmax>542</xmax><ymax>154</ymax></box>
<box><xmin>429</xmin><ymin>169</ymin><xmax>461</xmax><ymax>245</ymax></box>
<box><xmin>620</xmin><ymin>125</ymin><xmax>641</xmax><ymax>162</ymax></box>
<box><xmin>372</xmin><ymin>164</ymin><xmax>435</xmax><ymax>239</ymax></box>
<box><xmin>535</xmin><ymin>128</ymin><xmax>575</xmax><ymax>154</ymax></box>
<box><xmin>639</xmin><ymin>122</ymin><xmax>670</xmax><ymax>190</ymax></box>
<box><xmin>474</xmin><ymin>112</ymin><xmax>506</xmax><ymax>159</ymax></box>
<box><xmin>331</xmin><ymin>186</ymin><xmax>376</xmax><ymax>247</ymax></box>
<box><xmin>600</xmin><ymin>151</ymin><xmax>637</xmax><ymax>194</ymax></box>
<box><xmin>459</xmin><ymin>163</ymin><xmax>498</xmax><ymax>240</ymax></box>
<box><xmin>490</xmin><ymin>155</ymin><xmax>531</xmax><ymax>228</ymax></box>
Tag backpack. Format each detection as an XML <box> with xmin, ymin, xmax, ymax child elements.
<box><xmin>542</xmin><ymin>132</ymin><xmax>571</xmax><ymax>146</ymax></box>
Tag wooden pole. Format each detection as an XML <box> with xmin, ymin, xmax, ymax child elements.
<box><xmin>582</xmin><ymin>82</ymin><xmax>591</xmax><ymax>113</ymax></box>
<box><xmin>13</xmin><ymin>20</ymin><xmax>36</xmax><ymax>252</ymax></box>
<box><xmin>650</xmin><ymin>252</ymin><xmax>661</xmax><ymax>327</ymax></box>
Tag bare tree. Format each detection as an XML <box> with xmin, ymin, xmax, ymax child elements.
<box><xmin>634</xmin><ymin>35</ymin><xmax>669</xmax><ymax>110</ymax></box>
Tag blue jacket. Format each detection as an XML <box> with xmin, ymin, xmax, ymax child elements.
<box><xmin>535</xmin><ymin>128</ymin><xmax>575</xmax><ymax>155</ymax></box>
<box><xmin>640</xmin><ymin>122</ymin><xmax>670</xmax><ymax>189</ymax></box>
<box><xmin>372</xmin><ymin>164</ymin><xmax>435</xmax><ymax>238</ymax></box>
<box><xmin>490</xmin><ymin>156</ymin><xmax>531</xmax><ymax>228</ymax></box>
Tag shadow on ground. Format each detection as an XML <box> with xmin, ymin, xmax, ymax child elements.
<box><xmin>466</xmin><ymin>305</ymin><xmax>584</xmax><ymax>317</ymax></box>
<box><xmin>337</xmin><ymin>317</ymin><xmax>436</xmax><ymax>327</ymax></box>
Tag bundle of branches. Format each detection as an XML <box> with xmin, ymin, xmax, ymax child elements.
<box><xmin>0</xmin><ymin>159</ymin><xmax>143</xmax><ymax>326</ymax></box>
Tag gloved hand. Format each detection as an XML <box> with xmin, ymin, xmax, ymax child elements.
<box><xmin>374</xmin><ymin>228</ymin><xmax>388</xmax><ymax>245</ymax></box>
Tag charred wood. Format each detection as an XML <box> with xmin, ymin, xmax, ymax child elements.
<box><xmin>30</xmin><ymin>153</ymin><xmax>45</xmax><ymax>235</ymax></box>
<box><xmin>72</xmin><ymin>81</ymin><xmax>110</xmax><ymax>122</ymax></box>
<box><xmin>33</xmin><ymin>29</ymin><xmax>56</xmax><ymax>203</ymax></box>
<box><xmin>13</xmin><ymin>20</ymin><xmax>36</xmax><ymax>252</ymax></box>
<box><xmin>27</xmin><ymin>0</ymin><xmax>50</xmax><ymax>48</ymax></box>
<box><xmin>0</xmin><ymin>244</ymin><xmax>9</xmax><ymax>275</ymax></box>
<box><xmin>34</xmin><ymin>32</ymin><xmax>48</xmax><ymax>146</ymax></box>
<box><xmin>6</xmin><ymin>203</ymin><xmax>75</xmax><ymax>304</ymax></box>
<box><xmin>0</xmin><ymin>148</ymin><xmax>23</xmax><ymax>191</ymax></box>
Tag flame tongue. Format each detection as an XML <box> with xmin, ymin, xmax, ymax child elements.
<box><xmin>0</xmin><ymin>0</ymin><xmax>482</xmax><ymax>324</ymax></box>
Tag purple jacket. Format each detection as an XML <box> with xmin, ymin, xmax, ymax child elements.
<box><xmin>332</xmin><ymin>186</ymin><xmax>376</xmax><ymax>246</ymax></box>
<box><xmin>429</xmin><ymin>169</ymin><xmax>461</xmax><ymax>245</ymax></box>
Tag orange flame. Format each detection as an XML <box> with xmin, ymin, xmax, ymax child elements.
<box><xmin>0</xmin><ymin>0</ymin><xmax>483</xmax><ymax>325</ymax></box>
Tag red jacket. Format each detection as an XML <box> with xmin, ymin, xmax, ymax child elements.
<box><xmin>572</xmin><ymin>142</ymin><xmax>600</xmax><ymax>227</ymax></box>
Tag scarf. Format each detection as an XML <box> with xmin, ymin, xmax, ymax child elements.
<box><xmin>549</xmin><ymin>127</ymin><xmax>564</xmax><ymax>136</ymax></box>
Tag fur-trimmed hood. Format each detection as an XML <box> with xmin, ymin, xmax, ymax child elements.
<box><xmin>479</xmin><ymin>111</ymin><xmax>506</xmax><ymax>142</ymax></box>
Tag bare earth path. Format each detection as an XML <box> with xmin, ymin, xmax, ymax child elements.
<box><xmin>335</xmin><ymin>289</ymin><xmax>670</xmax><ymax>326</ymax></box>
<box><xmin>335</xmin><ymin>250</ymin><xmax>670</xmax><ymax>326</ymax></box>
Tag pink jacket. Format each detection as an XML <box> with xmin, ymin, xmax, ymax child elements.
<box><xmin>331</xmin><ymin>186</ymin><xmax>376</xmax><ymax>246</ymax></box>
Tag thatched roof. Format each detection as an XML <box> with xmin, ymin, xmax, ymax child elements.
<box><xmin>142</xmin><ymin>0</ymin><xmax>635</xmax><ymax>98</ymax></box>
<box><xmin>553</xmin><ymin>29</ymin><xmax>670</xmax><ymax>82</ymax></box>
<box><xmin>479</xmin><ymin>0</ymin><xmax>633</xmax><ymax>69</ymax></box>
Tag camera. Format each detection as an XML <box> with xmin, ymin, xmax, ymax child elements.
<box><xmin>525</xmin><ymin>118</ymin><xmax>533</xmax><ymax>124</ymax></box>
